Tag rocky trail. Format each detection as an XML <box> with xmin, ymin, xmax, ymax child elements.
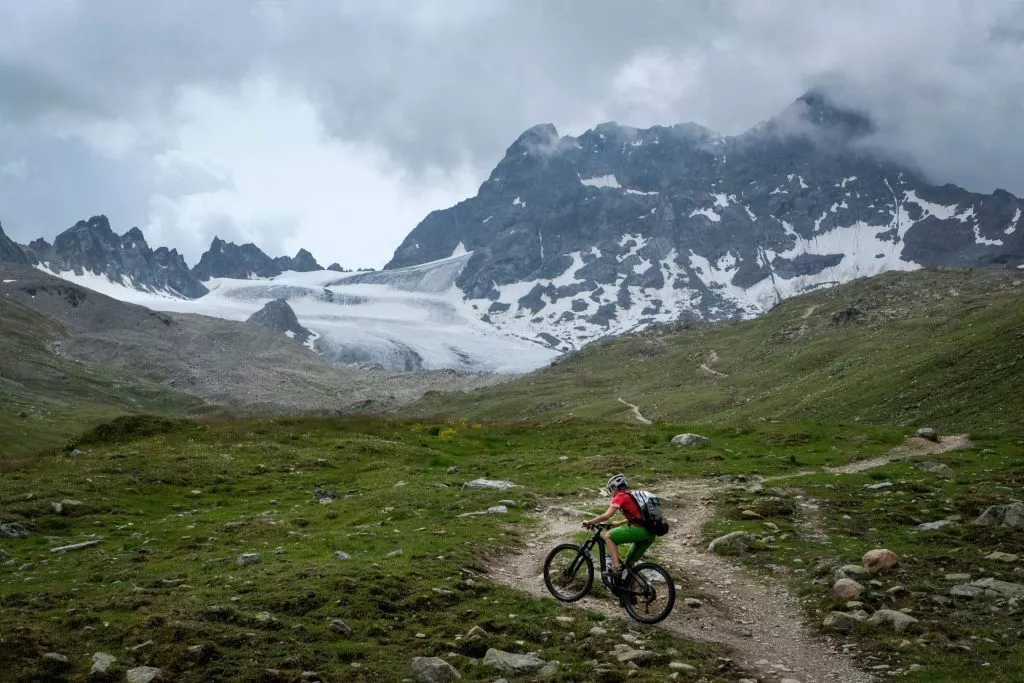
<box><xmin>489</xmin><ymin>435</ymin><xmax>972</xmax><ymax>682</ymax></box>
<box><xmin>491</xmin><ymin>480</ymin><xmax>871</xmax><ymax>683</ymax></box>
<box><xmin>617</xmin><ymin>398</ymin><xmax>653</xmax><ymax>425</ymax></box>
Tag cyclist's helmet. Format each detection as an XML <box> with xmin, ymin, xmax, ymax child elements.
<box><xmin>606</xmin><ymin>473</ymin><xmax>628</xmax><ymax>492</ymax></box>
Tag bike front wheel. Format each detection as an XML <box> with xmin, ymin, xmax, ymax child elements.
<box><xmin>542</xmin><ymin>543</ymin><xmax>594</xmax><ymax>602</ymax></box>
<box><xmin>623</xmin><ymin>561</ymin><xmax>676</xmax><ymax>623</ymax></box>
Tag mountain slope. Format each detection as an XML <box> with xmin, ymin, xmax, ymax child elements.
<box><xmin>387</xmin><ymin>92</ymin><xmax>1024</xmax><ymax>352</ymax></box>
<box><xmin>0</xmin><ymin>221</ymin><xmax>30</xmax><ymax>266</ymax></box>
<box><xmin>412</xmin><ymin>268</ymin><xmax>1024</xmax><ymax>430</ymax></box>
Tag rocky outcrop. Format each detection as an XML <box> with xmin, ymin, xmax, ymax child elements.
<box><xmin>246</xmin><ymin>298</ymin><xmax>312</xmax><ymax>345</ymax></box>
<box><xmin>0</xmin><ymin>221</ymin><xmax>29</xmax><ymax>266</ymax></box>
<box><xmin>26</xmin><ymin>216</ymin><xmax>208</xmax><ymax>298</ymax></box>
<box><xmin>191</xmin><ymin>236</ymin><xmax>281</xmax><ymax>280</ymax></box>
<box><xmin>273</xmin><ymin>248</ymin><xmax>322</xmax><ymax>273</ymax></box>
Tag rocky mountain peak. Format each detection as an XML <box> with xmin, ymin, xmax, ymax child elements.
<box><xmin>0</xmin><ymin>220</ymin><xmax>30</xmax><ymax>266</ymax></box>
<box><xmin>192</xmin><ymin>237</ymin><xmax>281</xmax><ymax>281</ymax></box>
<box><xmin>273</xmin><ymin>248</ymin><xmax>322</xmax><ymax>273</ymax></box>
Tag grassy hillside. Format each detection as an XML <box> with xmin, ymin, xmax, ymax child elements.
<box><xmin>414</xmin><ymin>269</ymin><xmax>1024</xmax><ymax>430</ymax></box>
<box><xmin>0</xmin><ymin>296</ymin><xmax>217</xmax><ymax>456</ymax></box>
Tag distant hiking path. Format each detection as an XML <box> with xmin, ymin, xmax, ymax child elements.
<box><xmin>697</xmin><ymin>349</ymin><xmax>729</xmax><ymax>379</ymax></box>
<box><xmin>489</xmin><ymin>436</ymin><xmax>970</xmax><ymax>682</ymax></box>
<box><xmin>617</xmin><ymin>398</ymin><xmax>653</xmax><ymax>425</ymax></box>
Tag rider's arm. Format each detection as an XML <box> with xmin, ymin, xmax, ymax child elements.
<box><xmin>584</xmin><ymin>505</ymin><xmax>618</xmax><ymax>527</ymax></box>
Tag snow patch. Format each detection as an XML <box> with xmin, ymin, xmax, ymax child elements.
<box><xmin>1006</xmin><ymin>208</ymin><xmax>1021</xmax><ymax>235</ymax></box>
<box><xmin>450</xmin><ymin>242</ymin><xmax>468</xmax><ymax>258</ymax></box>
<box><xmin>903</xmin><ymin>190</ymin><xmax>958</xmax><ymax>220</ymax></box>
<box><xmin>689</xmin><ymin>207</ymin><xmax>721</xmax><ymax>222</ymax></box>
<box><xmin>512</xmin><ymin>196</ymin><xmax>525</xmax><ymax>207</ymax></box>
<box><xmin>625</xmin><ymin>189</ymin><xmax>659</xmax><ymax>195</ymax></box>
<box><xmin>580</xmin><ymin>174</ymin><xmax>621</xmax><ymax>189</ymax></box>
<box><xmin>712</xmin><ymin>193</ymin><xmax>730</xmax><ymax>208</ymax></box>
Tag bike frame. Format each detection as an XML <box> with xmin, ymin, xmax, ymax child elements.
<box><xmin>579</xmin><ymin>524</ymin><xmax>635</xmax><ymax>591</ymax></box>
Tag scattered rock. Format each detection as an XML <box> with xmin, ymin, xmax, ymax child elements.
<box><xmin>708</xmin><ymin>531</ymin><xmax>755</xmax><ymax>555</ymax></box>
<box><xmin>867</xmin><ymin>609</ymin><xmax>918</xmax><ymax>633</ymax></box>
<box><xmin>446</xmin><ymin>466</ymin><xmax>460</xmax><ymax>474</ymax></box>
<box><xmin>329</xmin><ymin>619</ymin><xmax>353</xmax><ymax>636</ymax></box>
<box><xmin>740</xmin><ymin>510</ymin><xmax>762</xmax><ymax>519</ymax></box>
<box><xmin>70</xmin><ymin>449</ymin><xmax>86</xmax><ymax>456</ymax></box>
<box><xmin>669</xmin><ymin>662</ymin><xmax>697</xmax><ymax>672</ymax></box>
<box><xmin>51</xmin><ymin>539</ymin><xmax>102</xmax><ymax>553</ymax></box>
<box><xmin>312</xmin><ymin>488</ymin><xmax>338</xmax><ymax>503</ymax></box>
<box><xmin>829</xmin><ymin>578</ymin><xmax>865</xmax><ymax>600</ymax></box>
<box><xmin>465</xmin><ymin>625</ymin><xmax>488</xmax><ymax>642</ymax></box>
<box><xmin>498</xmin><ymin>499</ymin><xmax>517</xmax><ymax>508</ymax></box>
<box><xmin>0</xmin><ymin>522</ymin><xmax>30</xmax><ymax>539</ymax></box>
<box><xmin>973</xmin><ymin>503</ymin><xmax>1024</xmax><ymax>530</ymax></box>
<box><xmin>126</xmin><ymin>666</ymin><xmax>164</xmax><ymax>683</ymax></box>
<box><xmin>919</xmin><ymin>461</ymin><xmax>954</xmax><ymax>478</ymax></box>
<box><xmin>545</xmin><ymin>506</ymin><xmax>588</xmax><ymax>518</ymax></box>
<box><xmin>986</xmin><ymin>551</ymin><xmax>1019</xmax><ymax>563</ymax></box>
<box><xmin>684</xmin><ymin>598</ymin><xmax>703</xmax><ymax>608</ymax></box>
<box><xmin>463</xmin><ymin>479</ymin><xmax>519</xmax><ymax>491</ymax></box>
<box><xmin>237</xmin><ymin>553</ymin><xmax>261</xmax><ymax>566</ymax></box>
<box><xmin>950</xmin><ymin>578</ymin><xmax>1024</xmax><ymax>599</ymax></box>
<box><xmin>410</xmin><ymin>656</ymin><xmax>461</xmax><ymax>683</ymax></box>
<box><xmin>822</xmin><ymin>611</ymin><xmax>858</xmax><ymax>634</ymax></box>
<box><xmin>386</xmin><ymin>549</ymin><xmax>404</xmax><ymax>558</ymax></box>
<box><xmin>482</xmin><ymin>648</ymin><xmax>546</xmax><ymax>673</ymax></box>
<box><xmin>671</xmin><ymin>433</ymin><xmax>710</xmax><ymax>447</ymax></box>
<box><xmin>918</xmin><ymin>520</ymin><xmax>955</xmax><ymax>531</ymax></box>
<box><xmin>42</xmin><ymin>653</ymin><xmax>69</xmax><ymax>664</ymax></box>
<box><xmin>537</xmin><ymin>661</ymin><xmax>559</xmax><ymax>678</ymax></box>
<box><xmin>614</xmin><ymin>645</ymin><xmax>659</xmax><ymax>664</ymax></box>
<box><xmin>588</xmin><ymin>626</ymin><xmax>608</xmax><ymax>637</ymax></box>
<box><xmin>862</xmin><ymin>548</ymin><xmax>899</xmax><ymax>573</ymax></box>
<box><xmin>945</xmin><ymin>573</ymin><xmax>972</xmax><ymax>581</ymax></box>
<box><xmin>90</xmin><ymin>652</ymin><xmax>117</xmax><ymax>675</ymax></box>
<box><xmin>334</xmin><ymin>551</ymin><xmax>352</xmax><ymax>560</ymax></box>
<box><xmin>51</xmin><ymin>499</ymin><xmax>85</xmax><ymax>515</ymax></box>
<box><xmin>834</xmin><ymin>564</ymin><xmax>872</xmax><ymax>581</ymax></box>
<box><xmin>487</xmin><ymin>505</ymin><xmax>509</xmax><ymax>514</ymax></box>
<box><xmin>863</xmin><ymin>481</ymin><xmax>892</xmax><ymax>490</ymax></box>
<box><xmin>0</xmin><ymin>549</ymin><xmax>10</xmax><ymax>561</ymax></box>
<box><xmin>916</xmin><ymin>427</ymin><xmax>939</xmax><ymax>442</ymax></box>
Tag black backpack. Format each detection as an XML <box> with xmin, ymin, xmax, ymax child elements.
<box><xmin>630</xmin><ymin>490</ymin><xmax>670</xmax><ymax>536</ymax></box>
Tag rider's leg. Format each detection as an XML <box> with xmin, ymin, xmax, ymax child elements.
<box><xmin>625</xmin><ymin>532</ymin><xmax>655</xmax><ymax>565</ymax></box>
<box><xmin>601</xmin><ymin>530</ymin><xmax>623</xmax><ymax>570</ymax></box>
<box><xmin>607</xmin><ymin>526</ymin><xmax>649</xmax><ymax>570</ymax></box>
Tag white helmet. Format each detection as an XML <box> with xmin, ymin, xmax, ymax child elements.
<box><xmin>606</xmin><ymin>473</ymin><xmax>628</xmax><ymax>492</ymax></box>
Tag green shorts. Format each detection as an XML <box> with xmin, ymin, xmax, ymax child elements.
<box><xmin>607</xmin><ymin>524</ymin><xmax>655</xmax><ymax>563</ymax></box>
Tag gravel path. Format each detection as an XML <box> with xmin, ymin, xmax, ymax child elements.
<box><xmin>617</xmin><ymin>398</ymin><xmax>653</xmax><ymax>425</ymax></box>
<box><xmin>825</xmin><ymin>435</ymin><xmax>970</xmax><ymax>474</ymax></box>
<box><xmin>491</xmin><ymin>480</ymin><xmax>872</xmax><ymax>683</ymax></box>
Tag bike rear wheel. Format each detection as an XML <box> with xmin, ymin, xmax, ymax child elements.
<box><xmin>543</xmin><ymin>543</ymin><xmax>594</xmax><ymax>602</ymax></box>
<box><xmin>623</xmin><ymin>561</ymin><xmax>675</xmax><ymax>623</ymax></box>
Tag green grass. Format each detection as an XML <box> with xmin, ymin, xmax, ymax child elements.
<box><xmin>413</xmin><ymin>268</ymin><xmax>1024</xmax><ymax>431</ymax></box>
<box><xmin>705</xmin><ymin>432</ymin><xmax>1024</xmax><ymax>682</ymax></box>
<box><xmin>0</xmin><ymin>297</ymin><xmax>218</xmax><ymax>456</ymax></box>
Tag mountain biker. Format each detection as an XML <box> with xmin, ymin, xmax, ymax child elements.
<box><xmin>582</xmin><ymin>473</ymin><xmax>655</xmax><ymax>583</ymax></box>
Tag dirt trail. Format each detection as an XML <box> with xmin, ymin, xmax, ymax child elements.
<box><xmin>617</xmin><ymin>398</ymin><xmax>653</xmax><ymax>425</ymax></box>
<box><xmin>697</xmin><ymin>349</ymin><xmax>729</xmax><ymax>379</ymax></box>
<box><xmin>491</xmin><ymin>481</ymin><xmax>871</xmax><ymax>683</ymax></box>
<box><xmin>825</xmin><ymin>434</ymin><xmax>970</xmax><ymax>474</ymax></box>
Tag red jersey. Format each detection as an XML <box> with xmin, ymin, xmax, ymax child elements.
<box><xmin>611</xmin><ymin>491</ymin><xmax>643</xmax><ymax>525</ymax></box>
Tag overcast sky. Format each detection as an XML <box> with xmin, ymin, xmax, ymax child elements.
<box><xmin>1</xmin><ymin>0</ymin><xmax>1022</xmax><ymax>269</ymax></box>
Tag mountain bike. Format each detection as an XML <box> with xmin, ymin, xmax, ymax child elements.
<box><xmin>542</xmin><ymin>523</ymin><xmax>675</xmax><ymax>623</ymax></box>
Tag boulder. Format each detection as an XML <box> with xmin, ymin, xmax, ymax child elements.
<box><xmin>950</xmin><ymin>578</ymin><xmax>1024</xmax><ymax>599</ymax></box>
<box><xmin>918</xmin><ymin>520</ymin><xmax>955</xmax><ymax>531</ymax></box>
<box><xmin>867</xmin><ymin>609</ymin><xmax>918</xmax><ymax>633</ymax></box>
<box><xmin>919</xmin><ymin>461</ymin><xmax>954</xmax><ymax>478</ymax></box>
<box><xmin>916</xmin><ymin>427</ymin><xmax>939</xmax><ymax>442</ymax></box>
<box><xmin>126</xmin><ymin>667</ymin><xmax>164</xmax><ymax>683</ymax></box>
<box><xmin>834</xmin><ymin>564</ymin><xmax>872</xmax><ymax>581</ymax></box>
<box><xmin>538</xmin><ymin>661</ymin><xmax>559</xmax><ymax>679</ymax></box>
<box><xmin>828</xmin><ymin>578</ymin><xmax>865</xmax><ymax>600</ymax></box>
<box><xmin>708</xmin><ymin>531</ymin><xmax>756</xmax><ymax>555</ymax></box>
<box><xmin>90</xmin><ymin>652</ymin><xmax>117</xmax><ymax>675</ymax></box>
<box><xmin>986</xmin><ymin>551</ymin><xmax>1018</xmax><ymax>563</ymax></box>
<box><xmin>51</xmin><ymin>499</ymin><xmax>86</xmax><ymax>515</ymax></box>
<box><xmin>329</xmin><ymin>619</ymin><xmax>353</xmax><ymax>636</ymax></box>
<box><xmin>334</xmin><ymin>551</ymin><xmax>352</xmax><ymax>560</ymax></box>
<box><xmin>822</xmin><ymin>611</ymin><xmax>858</xmax><ymax>634</ymax></box>
<box><xmin>0</xmin><ymin>522</ymin><xmax>30</xmax><ymax>539</ymax></box>
<box><xmin>411</xmin><ymin>656</ymin><xmax>461</xmax><ymax>683</ymax></box>
<box><xmin>464</xmin><ymin>479</ymin><xmax>519</xmax><ymax>490</ymax></box>
<box><xmin>237</xmin><ymin>553</ymin><xmax>261</xmax><ymax>566</ymax></box>
<box><xmin>42</xmin><ymin>653</ymin><xmax>69</xmax><ymax>664</ymax></box>
<box><xmin>973</xmin><ymin>502</ymin><xmax>1024</xmax><ymax>530</ymax></box>
<box><xmin>671</xmin><ymin>433</ymin><xmax>710</xmax><ymax>447</ymax></box>
<box><xmin>482</xmin><ymin>649</ymin><xmax>546</xmax><ymax>673</ymax></box>
<box><xmin>446</xmin><ymin>466</ymin><xmax>460</xmax><ymax>474</ymax></box>
<box><xmin>862</xmin><ymin>548</ymin><xmax>898</xmax><ymax>573</ymax></box>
